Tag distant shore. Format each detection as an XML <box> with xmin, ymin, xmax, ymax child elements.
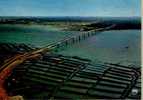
<box><xmin>0</xmin><ymin>17</ymin><xmax>141</xmax><ymax>32</ymax></box>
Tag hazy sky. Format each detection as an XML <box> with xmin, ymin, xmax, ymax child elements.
<box><xmin>0</xmin><ymin>0</ymin><xmax>141</xmax><ymax>17</ymax></box>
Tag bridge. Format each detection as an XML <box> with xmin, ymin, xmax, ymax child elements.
<box><xmin>0</xmin><ymin>25</ymin><xmax>117</xmax><ymax>99</ymax></box>
<box><xmin>41</xmin><ymin>24</ymin><xmax>116</xmax><ymax>52</ymax></box>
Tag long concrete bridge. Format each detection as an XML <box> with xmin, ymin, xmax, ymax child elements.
<box><xmin>42</xmin><ymin>24</ymin><xmax>116</xmax><ymax>52</ymax></box>
<box><xmin>0</xmin><ymin>23</ymin><xmax>141</xmax><ymax>99</ymax></box>
<box><xmin>0</xmin><ymin>24</ymin><xmax>116</xmax><ymax>73</ymax></box>
<box><xmin>0</xmin><ymin>25</ymin><xmax>116</xmax><ymax>99</ymax></box>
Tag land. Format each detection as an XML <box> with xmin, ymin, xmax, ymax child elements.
<box><xmin>0</xmin><ymin>43</ymin><xmax>141</xmax><ymax>99</ymax></box>
<box><xmin>0</xmin><ymin>17</ymin><xmax>141</xmax><ymax>99</ymax></box>
<box><xmin>0</xmin><ymin>17</ymin><xmax>141</xmax><ymax>32</ymax></box>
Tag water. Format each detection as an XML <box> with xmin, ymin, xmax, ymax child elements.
<box><xmin>58</xmin><ymin>30</ymin><xmax>141</xmax><ymax>65</ymax></box>
<box><xmin>0</xmin><ymin>24</ymin><xmax>77</xmax><ymax>47</ymax></box>
<box><xmin>0</xmin><ymin>24</ymin><xmax>141</xmax><ymax>65</ymax></box>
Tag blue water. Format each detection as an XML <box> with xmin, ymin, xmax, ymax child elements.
<box><xmin>0</xmin><ymin>24</ymin><xmax>141</xmax><ymax>65</ymax></box>
<box><xmin>58</xmin><ymin>30</ymin><xmax>141</xmax><ymax>65</ymax></box>
<box><xmin>0</xmin><ymin>24</ymin><xmax>77</xmax><ymax>47</ymax></box>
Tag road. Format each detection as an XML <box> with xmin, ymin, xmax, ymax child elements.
<box><xmin>0</xmin><ymin>25</ymin><xmax>115</xmax><ymax>99</ymax></box>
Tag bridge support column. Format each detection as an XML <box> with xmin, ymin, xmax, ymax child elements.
<box><xmin>83</xmin><ymin>34</ymin><xmax>85</xmax><ymax>40</ymax></box>
<box><xmin>78</xmin><ymin>36</ymin><xmax>81</xmax><ymax>42</ymax></box>
<box><xmin>87</xmin><ymin>32</ymin><xmax>89</xmax><ymax>37</ymax></box>
<box><xmin>65</xmin><ymin>40</ymin><xmax>68</xmax><ymax>46</ymax></box>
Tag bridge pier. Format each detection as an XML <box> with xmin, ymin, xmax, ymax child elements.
<box><xmin>71</xmin><ymin>38</ymin><xmax>75</xmax><ymax>44</ymax></box>
<box><xmin>65</xmin><ymin>40</ymin><xmax>68</xmax><ymax>46</ymax></box>
<box><xmin>87</xmin><ymin>33</ymin><xmax>89</xmax><ymax>37</ymax></box>
<box><xmin>83</xmin><ymin>33</ymin><xmax>86</xmax><ymax>39</ymax></box>
<box><xmin>50</xmin><ymin>31</ymin><xmax>100</xmax><ymax>52</ymax></box>
<box><xmin>78</xmin><ymin>36</ymin><xmax>81</xmax><ymax>41</ymax></box>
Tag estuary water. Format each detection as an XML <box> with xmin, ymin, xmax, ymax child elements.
<box><xmin>0</xmin><ymin>24</ymin><xmax>76</xmax><ymax>47</ymax></box>
<box><xmin>59</xmin><ymin>30</ymin><xmax>141</xmax><ymax>65</ymax></box>
<box><xmin>0</xmin><ymin>24</ymin><xmax>141</xmax><ymax>65</ymax></box>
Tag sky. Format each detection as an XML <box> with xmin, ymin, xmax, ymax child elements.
<box><xmin>0</xmin><ymin>0</ymin><xmax>141</xmax><ymax>17</ymax></box>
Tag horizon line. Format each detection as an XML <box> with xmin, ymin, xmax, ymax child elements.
<box><xmin>0</xmin><ymin>15</ymin><xmax>141</xmax><ymax>18</ymax></box>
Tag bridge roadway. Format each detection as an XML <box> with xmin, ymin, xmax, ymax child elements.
<box><xmin>0</xmin><ymin>25</ymin><xmax>115</xmax><ymax>99</ymax></box>
<box><xmin>0</xmin><ymin>24</ymin><xmax>116</xmax><ymax>83</ymax></box>
<box><xmin>45</xmin><ymin>24</ymin><xmax>115</xmax><ymax>52</ymax></box>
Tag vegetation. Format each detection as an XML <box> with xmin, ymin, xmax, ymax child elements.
<box><xmin>0</xmin><ymin>17</ymin><xmax>141</xmax><ymax>32</ymax></box>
